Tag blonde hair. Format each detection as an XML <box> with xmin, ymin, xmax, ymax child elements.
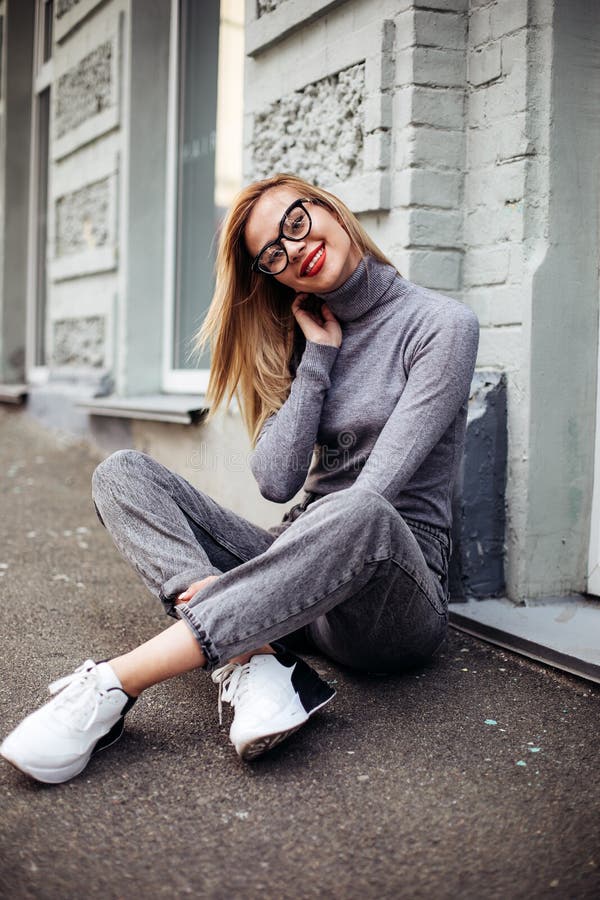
<box><xmin>192</xmin><ymin>173</ymin><xmax>397</xmax><ymax>447</ymax></box>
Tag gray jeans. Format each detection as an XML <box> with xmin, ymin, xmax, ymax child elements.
<box><xmin>91</xmin><ymin>451</ymin><xmax>451</xmax><ymax>673</ymax></box>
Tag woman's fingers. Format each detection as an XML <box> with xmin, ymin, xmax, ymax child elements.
<box><xmin>176</xmin><ymin>575</ymin><xmax>220</xmax><ymax>603</ymax></box>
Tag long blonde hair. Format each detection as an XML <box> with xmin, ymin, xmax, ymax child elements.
<box><xmin>192</xmin><ymin>173</ymin><xmax>396</xmax><ymax>447</ymax></box>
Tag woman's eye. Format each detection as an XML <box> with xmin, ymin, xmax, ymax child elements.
<box><xmin>291</xmin><ymin>215</ymin><xmax>306</xmax><ymax>232</ymax></box>
<box><xmin>267</xmin><ymin>247</ymin><xmax>285</xmax><ymax>262</ymax></box>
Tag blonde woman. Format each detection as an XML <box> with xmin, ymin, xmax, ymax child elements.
<box><xmin>1</xmin><ymin>174</ymin><xmax>479</xmax><ymax>783</ymax></box>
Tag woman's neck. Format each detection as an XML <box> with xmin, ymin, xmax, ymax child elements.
<box><xmin>314</xmin><ymin>255</ymin><xmax>400</xmax><ymax>323</ymax></box>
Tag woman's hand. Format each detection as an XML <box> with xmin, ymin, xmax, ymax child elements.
<box><xmin>175</xmin><ymin>575</ymin><xmax>220</xmax><ymax>605</ymax></box>
<box><xmin>291</xmin><ymin>293</ymin><xmax>342</xmax><ymax>349</ymax></box>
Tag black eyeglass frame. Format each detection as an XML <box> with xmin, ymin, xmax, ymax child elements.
<box><xmin>251</xmin><ymin>198</ymin><xmax>313</xmax><ymax>275</ymax></box>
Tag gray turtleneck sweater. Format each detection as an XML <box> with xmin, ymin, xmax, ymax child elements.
<box><xmin>249</xmin><ymin>256</ymin><xmax>480</xmax><ymax>530</ymax></box>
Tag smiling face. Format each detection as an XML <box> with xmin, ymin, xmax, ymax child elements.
<box><xmin>244</xmin><ymin>186</ymin><xmax>362</xmax><ymax>294</ymax></box>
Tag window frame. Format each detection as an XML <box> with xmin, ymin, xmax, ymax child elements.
<box><xmin>25</xmin><ymin>0</ymin><xmax>54</xmax><ymax>385</ymax></box>
<box><xmin>162</xmin><ymin>0</ymin><xmax>212</xmax><ymax>395</ymax></box>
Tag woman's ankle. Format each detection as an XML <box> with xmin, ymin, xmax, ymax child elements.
<box><xmin>108</xmin><ymin>657</ymin><xmax>143</xmax><ymax>698</ymax></box>
<box><xmin>228</xmin><ymin>644</ymin><xmax>275</xmax><ymax>667</ymax></box>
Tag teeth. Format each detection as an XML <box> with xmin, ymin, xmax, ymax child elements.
<box><xmin>305</xmin><ymin>246</ymin><xmax>324</xmax><ymax>274</ymax></box>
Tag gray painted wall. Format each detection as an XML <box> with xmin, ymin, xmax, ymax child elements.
<box><xmin>525</xmin><ymin>0</ymin><xmax>600</xmax><ymax>597</ymax></box>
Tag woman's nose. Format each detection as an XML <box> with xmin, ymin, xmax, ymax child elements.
<box><xmin>283</xmin><ymin>237</ymin><xmax>307</xmax><ymax>262</ymax></box>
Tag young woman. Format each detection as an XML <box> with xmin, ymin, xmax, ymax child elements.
<box><xmin>1</xmin><ymin>174</ymin><xmax>479</xmax><ymax>783</ymax></box>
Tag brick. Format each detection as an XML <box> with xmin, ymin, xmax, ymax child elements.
<box><xmin>464</xmin><ymin>201</ymin><xmax>525</xmax><ymax>245</ymax></box>
<box><xmin>412</xmin><ymin>47</ymin><xmax>466</xmax><ymax>87</ymax></box>
<box><xmin>464</xmin><ymin>245</ymin><xmax>510</xmax><ymax>286</ymax></box>
<box><xmin>412</xmin><ymin>85</ymin><xmax>465</xmax><ymax>129</ymax></box>
<box><xmin>394</xmin><ymin>10</ymin><xmax>417</xmax><ymax>50</ymax></box>
<box><xmin>415</xmin><ymin>0</ymin><xmax>468</xmax><ymax>11</ymax></box>
<box><xmin>490</xmin><ymin>0</ymin><xmax>528</xmax><ymax>40</ymax></box>
<box><xmin>468</xmin><ymin>68</ymin><xmax>527</xmax><ymax>129</ymax></box>
<box><xmin>464</xmin><ymin>283</ymin><xmax>524</xmax><ymax>327</ymax></box>
<box><xmin>501</xmin><ymin>29</ymin><xmax>527</xmax><ymax>76</ymax></box>
<box><xmin>465</xmin><ymin>159</ymin><xmax>526</xmax><ymax>207</ymax></box>
<box><xmin>394</xmin><ymin>85</ymin><xmax>415</xmax><ymax>130</ymax></box>
<box><xmin>413</xmin><ymin>9</ymin><xmax>467</xmax><ymax>50</ymax></box>
<box><xmin>407</xmin><ymin>249</ymin><xmax>462</xmax><ymax>291</ymax></box>
<box><xmin>468</xmin><ymin>6</ymin><xmax>491</xmax><ymax>47</ymax></box>
<box><xmin>467</xmin><ymin>113</ymin><xmax>530</xmax><ymax>166</ymax></box>
<box><xmin>468</xmin><ymin>41</ymin><xmax>502</xmax><ymax>85</ymax></box>
<box><xmin>398</xmin><ymin>124</ymin><xmax>465</xmax><ymax>169</ymax></box>
<box><xmin>364</xmin><ymin>132</ymin><xmax>391</xmax><ymax>171</ymax></box>
<box><xmin>476</xmin><ymin>324</ymin><xmax>522</xmax><ymax>371</ymax></box>
<box><xmin>396</xmin><ymin>168</ymin><xmax>462</xmax><ymax>208</ymax></box>
<box><xmin>409</xmin><ymin>207</ymin><xmax>463</xmax><ymax>246</ymax></box>
<box><xmin>364</xmin><ymin>93</ymin><xmax>393</xmax><ymax>132</ymax></box>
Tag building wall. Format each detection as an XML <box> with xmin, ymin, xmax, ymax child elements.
<box><xmin>2</xmin><ymin>0</ymin><xmax>598</xmax><ymax>598</ymax></box>
<box><xmin>50</xmin><ymin>0</ymin><xmax>127</xmax><ymax>378</ymax></box>
<box><xmin>243</xmin><ymin>0</ymin><xmax>600</xmax><ymax>601</ymax></box>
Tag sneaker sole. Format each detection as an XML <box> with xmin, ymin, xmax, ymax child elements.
<box><xmin>235</xmin><ymin>690</ymin><xmax>336</xmax><ymax>761</ymax></box>
<box><xmin>0</xmin><ymin>716</ymin><xmax>126</xmax><ymax>785</ymax></box>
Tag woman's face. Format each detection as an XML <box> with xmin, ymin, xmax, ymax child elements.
<box><xmin>244</xmin><ymin>186</ymin><xmax>362</xmax><ymax>294</ymax></box>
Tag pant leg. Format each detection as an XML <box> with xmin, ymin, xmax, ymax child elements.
<box><xmin>91</xmin><ymin>450</ymin><xmax>277</xmax><ymax>618</ymax></box>
<box><xmin>178</xmin><ymin>487</ymin><xmax>448</xmax><ymax>673</ymax></box>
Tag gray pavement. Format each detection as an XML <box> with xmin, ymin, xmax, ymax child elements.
<box><xmin>0</xmin><ymin>406</ymin><xmax>599</xmax><ymax>900</ymax></box>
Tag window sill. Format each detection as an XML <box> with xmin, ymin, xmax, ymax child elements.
<box><xmin>76</xmin><ymin>393</ymin><xmax>210</xmax><ymax>425</ymax></box>
<box><xmin>0</xmin><ymin>384</ymin><xmax>28</xmax><ymax>405</ymax></box>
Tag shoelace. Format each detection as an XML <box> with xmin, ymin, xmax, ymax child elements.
<box><xmin>211</xmin><ymin>662</ymin><xmax>252</xmax><ymax>725</ymax></box>
<box><xmin>47</xmin><ymin>660</ymin><xmax>106</xmax><ymax>731</ymax></box>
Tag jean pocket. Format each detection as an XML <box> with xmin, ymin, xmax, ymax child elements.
<box><xmin>408</xmin><ymin>526</ymin><xmax>449</xmax><ymax>607</ymax></box>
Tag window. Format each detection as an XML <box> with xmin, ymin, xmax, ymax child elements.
<box><xmin>164</xmin><ymin>0</ymin><xmax>244</xmax><ymax>393</ymax></box>
<box><xmin>27</xmin><ymin>0</ymin><xmax>53</xmax><ymax>372</ymax></box>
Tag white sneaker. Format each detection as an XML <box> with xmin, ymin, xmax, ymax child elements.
<box><xmin>0</xmin><ymin>659</ymin><xmax>136</xmax><ymax>784</ymax></box>
<box><xmin>211</xmin><ymin>646</ymin><xmax>336</xmax><ymax>760</ymax></box>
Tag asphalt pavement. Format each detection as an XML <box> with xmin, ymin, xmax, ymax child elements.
<box><xmin>0</xmin><ymin>406</ymin><xmax>598</xmax><ymax>900</ymax></box>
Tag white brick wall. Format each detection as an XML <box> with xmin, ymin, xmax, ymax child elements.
<box><xmin>245</xmin><ymin>0</ymin><xmax>561</xmax><ymax>599</ymax></box>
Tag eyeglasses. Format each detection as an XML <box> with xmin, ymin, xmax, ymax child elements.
<box><xmin>251</xmin><ymin>198</ymin><xmax>313</xmax><ymax>275</ymax></box>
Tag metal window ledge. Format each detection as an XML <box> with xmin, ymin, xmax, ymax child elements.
<box><xmin>0</xmin><ymin>383</ymin><xmax>28</xmax><ymax>404</ymax></box>
<box><xmin>76</xmin><ymin>394</ymin><xmax>210</xmax><ymax>425</ymax></box>
<box><xmin>449</xmin><ymin>595</ymin><xmax>600</xmax><ymax>684</ymax></box>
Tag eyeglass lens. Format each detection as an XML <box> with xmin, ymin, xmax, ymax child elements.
<box><xmin>257</xmin><ymin>205</ymin><xmax>311</xmax><ymax>274</ymax></box>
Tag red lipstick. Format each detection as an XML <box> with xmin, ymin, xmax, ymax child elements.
<box><xmin>300</xmin><ymin>243</ymin><xmax>326</xmax><ymax>277</ymax></box>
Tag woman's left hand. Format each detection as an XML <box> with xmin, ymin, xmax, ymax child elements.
<box><xmin>292</xmin><ymin>294</ymin><xmax>342</xmax><ymax>348</ymax></box>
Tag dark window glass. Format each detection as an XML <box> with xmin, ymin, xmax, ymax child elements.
<box><xmin>0</xmin><ymin>16</ymin><xmax>4</xmax><ymax>100</ymax></box>
<box><xmin>43</xmin><ymin>0</ymin><xmax>53</xmax><ymax>62</ymax></box>
<box><xmin>173</xmin><ymin>0</ymin><xmax>220</xmax><ymax>370</ymax></box>
<box><xmin>35</xmin><ymin>87</ymin><xmax>50</xmax><ymax>366</ymax></box>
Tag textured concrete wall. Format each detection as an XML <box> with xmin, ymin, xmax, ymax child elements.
<box><xmin>55</xmin><ymin>178</ymin><xmax>110</xmax><ymax>256</ymax></box>
<box><xmin>253</xmin><ymin>63</ymin><xmax>365</xmax><ymax>185</ymax></box>
<box><xmin>52</xmin><ymin>316</ymin><xmax>105</xmax><ymax>367</ymax></box>
<box><xmin>55</xmin><ymin>41</ymin><xmax>113</xmax><ymax>138</ymax></box>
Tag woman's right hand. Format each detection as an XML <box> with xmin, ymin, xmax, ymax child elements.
<box><xmin>175</xmin><ymin>575</ymin><xmax>220</xmax><ymax>605</ymax></box>
<box><xmin>291</xmin><ymin>294</ymin><xmax>342</xmax><ymax>349</ymax></box>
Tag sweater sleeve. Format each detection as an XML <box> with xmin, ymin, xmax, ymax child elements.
<box><xmin>249</xmin><ymin>340</ymin><xmax>340</xmax><ymax>502</ymax></box>
<box><xmin>351</xmin><ymin>305</ymin><xmax>480</xmax><ymax>501</ymax></box>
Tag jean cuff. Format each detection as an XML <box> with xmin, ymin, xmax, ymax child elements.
<box><xmin>174</xmin><ymin>603</ymin><xmax>221</xmax><ymax>671</ymax></box>
<box><xmin>159</xmin><ymin>566</ymin><xmax>223</xmax><ymax>619</ymax></box>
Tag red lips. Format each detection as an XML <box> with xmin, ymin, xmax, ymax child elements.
<box><xmin>300</xmin><ymin>242</ymin><xmax>326</xmax><ymax>277</ymax></box>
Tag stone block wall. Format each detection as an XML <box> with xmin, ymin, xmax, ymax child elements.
<box><xmin>244</xmin><ymin>0</ymin><xmax>563</xmax><ymax>600</ymax></box>
<box><xmin>47</xmin><ymin>0</ymin><xmax>126</xmax><ymax>373</ymax></box>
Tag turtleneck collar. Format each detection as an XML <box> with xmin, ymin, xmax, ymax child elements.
<box><xmin>314</xmin><ymin>255</ymin><xmax>403</xmax><ymax>323</ymax></box>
